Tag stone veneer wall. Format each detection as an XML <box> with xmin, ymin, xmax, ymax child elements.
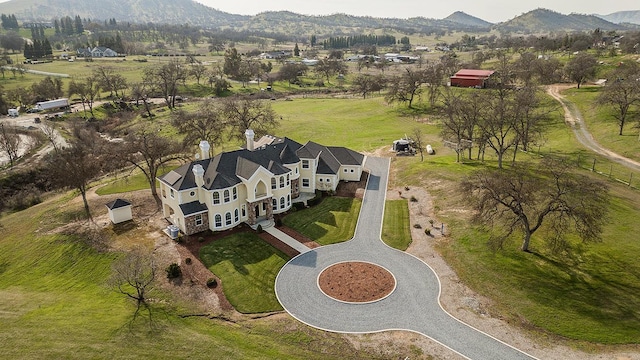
<box><xmin>184</xmin><ymin>212</ymin><xmax>210</xmax><ymax>235</ymax></box>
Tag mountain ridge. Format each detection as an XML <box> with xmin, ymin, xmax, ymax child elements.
<box><xmin>0</xmin><ymin>0</ymin><xmax>637</xmax><ymax>33</ymax></box>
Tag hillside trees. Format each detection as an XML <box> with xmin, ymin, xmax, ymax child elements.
<box><xmin>143</xmin><ymin>59</ymin><xmax>187</xmax><ymax>109</ymax></box>
<box><xmin>68</xmin><ymin>76</ymin><xmax>100</xmax><ymax>118</ymax></box>
<box><xmin>116</xmin><ymin>128</ymin><xmax>185</xmax><ymax>203</ymax></box>
<box><xmin>565</xmin><ymin>52</ymin><xmax>597</xmax><ymax>89</ymax></box>
<box><xmin>597</xmin><ymin>62</ymin><xmax>640</xmax><ymax>135</ymax></box>
<box><xmin>0</xmin><ymin>14</ymin><xmax>19</xmax><ymax>30</ymax></box>
<box><xmin>0</xmin><ymin>31</ymin><xmax>23</xmax><ymax>53</ymax></box>
<box><xmin>278</xmin><ymin>62</ymin><xmax>307</xmax><ymax>86</ymax></box>
<box><xmin>314</xmin><ymin>59</ymin><xmax>348</xmax><ymax>82</ymax></box>
<box><xmin>221</xmin><ymin>97</ymin><xmax>279</xmax><ymax>141</ymax></box>
<box><xmin>385</xmin><ymin>68</ymin><xmax>425</xmax><ymax>109</ymax></box>
<box><xmin>0</xmin><ymin>123</ymin><xmax>21</xmax><ymax>167</ymax></box>
<box><xmin>32</xmin><ymin>77</ymin><xmax>63</xmax><ymax>102</ymax></box>
<box><xmin>461</xmin><ymin>159</ymin><xmax>609</xmax><ymax>253</ymax></box>
<box><xmin>223</xmin><ymin>47</ymin><xmax>242</xmax><ymax>79</ymax></box>
<box><xmin>93</xmin><ymin>66</ymin><xmax>128</xmax><ymax>99</ymax></box>
<box><xmin>351</xmin><ymin>74</ymin><xmax>386</xmax><ymax>99</ymax></box>
<box><xmin>47</xmin><ymin>124</ymin><xmax>107</xmax><ymax>219</ymax></box>
<box><xmin>171</xmin><ymin>99</ymin><xmax>225</xmax><ymax>151</ymax></box>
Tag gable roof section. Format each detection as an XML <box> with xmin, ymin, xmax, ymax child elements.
<box><xmin>452</xmin><ymin>69</ymin><xmax>495</xmax><ymax>79</ymax></box>
<box><xmin>179</xmin><ymin>201</ymin><xmax>208</xmax><ymax>216</ymax></box>
<box><xmin>327</xmin><ymin>146</ymin><xmax>365</xmax><ymax>166</ymax></box>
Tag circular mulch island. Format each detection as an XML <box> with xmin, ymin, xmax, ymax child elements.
<box><xmin>318</xmin><ymin>261</ymin><xmax>396</xmax><ymax>303</ymax></box>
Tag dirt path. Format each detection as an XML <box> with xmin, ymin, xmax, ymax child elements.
<box><xmin>546</xmin><ymin>84</ymin><xmax>640</xmax><ymax>172</ymax></box>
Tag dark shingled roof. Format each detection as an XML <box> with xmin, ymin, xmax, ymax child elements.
<box><xmin>158</xmin><ymin>136</ymin><xmax>363</xmax><ymax>191</ymax></box>
<box><xmin>179</xmin><ymin>201</ymin><xmax>208</xmax><ymax>216</ymax></box>
<box><xmin>105</xmin><ymin>198</ymin><xmax>131</xmax><ymax>210</ymax></box>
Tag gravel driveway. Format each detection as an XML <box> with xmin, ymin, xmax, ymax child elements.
<box><xmin>275</xmin><ymin>156</ymin><xmax>537</xmax><ymax>360</ymax></box>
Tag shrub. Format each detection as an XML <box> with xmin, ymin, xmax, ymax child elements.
<box><xmin>206</xmin><ymin>278</ymin><xmax>218</xmax><ymax>288</ymax></box>
<box><xmin>292</xmin><ymin>202</ymin><xmax>306</xmax><ymax>211</ymax></box>
<box><xmin>429</xmin><ymin>219</ymin><xmax>434</xmax><ymax>226</ymax></box>
<box><xmin>413</xmin><ymin>224</ymin><xmax>422</xmax><ymax>229</ymax></box>
<box><xmin>198</xmin><ymin>236</ymin><xmax>205</xmax><ymax>243</ymax></box>
<box><xmin>256</xmin><ymin>224</ymin><xmax>263</xmax><ymax>233</ymax></box>
<box><xmin>425</xmin><ymin>229</ymin><xmax>431</xmax><ymax>236</ymax></box>
<box><xmin>275</xmin><ymin>218</ymin><xmax>283</xmax><ymax>227</ymax></box>
<box><xmin>165</xmin><ymin>263</ymin><xmax>182</xmax><ymax>279</ymax></box>
<box><xmin>410</xmin><ymin>196</ymin><xmax>418</xmax><ymax>202</ymax></box>
<box><xmin>185</xmin><ymin>257</ymin><xmax>192</xmax><ymax>265</ymax></box>
<box><xmin>404</xmin><ymin>186</ymin><xmax>410</xmax><ymax>191</ymax></box>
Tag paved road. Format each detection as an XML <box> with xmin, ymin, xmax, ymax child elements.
<box><xmin>275</xmin><ymin>156</ymin><xmax>537</xmax><ymax>360</ymax></box>
<box><xmin>547</xmin><ymin>85</ymin><xmax>640</xmax><ymax>172</ymax></box>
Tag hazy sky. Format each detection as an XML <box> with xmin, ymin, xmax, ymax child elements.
<box><xmin>191</xmin><ymin>0</ymin><xmax>638</xmax><ymax>23</ymax></box>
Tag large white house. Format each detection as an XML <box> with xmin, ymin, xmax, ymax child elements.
<box><xmin>158</xmin><ymin>130</ymin><xmax>365</xmax><ymax>235</ymax></box>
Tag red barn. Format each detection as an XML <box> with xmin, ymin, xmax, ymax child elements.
<box><xmin>450</xmin><ymin>69</ymin><xmax>495</xmax><ymax>88</ymax></box>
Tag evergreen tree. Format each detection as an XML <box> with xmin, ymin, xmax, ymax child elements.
<box><xmin>54</xmin><ymin>20</ymin><xmax>60</xmax><ymax>35</ymax></box>
<box><xmin>74</xmin><ymin>15</ymin><xmax>84</xmax><ymax>34</ymax></box>
<box><xmin>293</xmin><ymin>43</ymin><xmax>300</xmax><ymax>57</ymax></box>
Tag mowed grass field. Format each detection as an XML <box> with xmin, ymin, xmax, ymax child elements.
<box><xmin>283</xmin><ymin>197</ymin><xmax>362</xmax><ymax>245</ymax></box>
<box><xmin>199</xmin><ymin>232</ymin><xmax>287</xmax><ymax>313</ymax></box>
<box><xmin>0</xmin><ymin>195</ymin><xmax>387</xmax><ymax>359</ymax></box>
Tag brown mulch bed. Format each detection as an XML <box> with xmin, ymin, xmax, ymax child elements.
<box><xmin>334</xmin><ymin>171</ymin><xmax>369</xmax><ymax>199</ymax></box>
<box><xmin>318</xmin><ymin>261</ymin><xmax>395</xmax><ymax>302</ymax></box>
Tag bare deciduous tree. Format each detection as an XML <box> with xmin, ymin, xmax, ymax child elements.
<box><xmin>47</xmin><ymin>124</ymin><xmax>106</xmax><ymax>219</ymax></box>
<box><xmin>565</xmin><ymin>52</ymin><xmax>597</xmax><ymax>89</ymax></box>
<box><xmin>461</xmin><ymin>159</ymin><xmax>609</xmax><ymax>253</ymax></box>
<box><xmin>171</xmin><ymin>99</ymin><xmax>225</xmax><ymax>152</ymax></box>
<box><xmin>221</xmin><ymin>97</ymin><xmax>279</xmax><ymax>141</ymax></box>
<box><xmin>117</xmin><ymin>128</ymin><xmax>185</xmax><ymax>203</ymax></box>
<box><xmin>0</xmin><ymin>123</ymin><xmax>21</xmax><ymax>167</ymax></box>
<box><xmin>109</xmin><ymin>246</ymin><xmax>157</xmax><ymax>322</ymax></box>
<box><xmin>597</xmin><ymin>62</ymin><xmax>640</xmax><ymax>136</ymax></box>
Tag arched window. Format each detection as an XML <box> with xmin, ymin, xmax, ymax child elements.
<box><xmin>280</xmin><ymin>197</ymin><xmax>285</xmax><ymax>209</ymax></box>
<box><xmin>272</xmin><ymin>198</ymin><xmax>277</xmax><ymax>211</ymax></box>
<box><xmin>212</xmin><ymin>192</ymin><xmax>220</xmax><ymax>205</ymax></box>
<box><xmin>271</xmin><ymin>178</ymin><xmax>277</xmax><ymax>189</ymax></box>
<box><xmin>279</xmin><ymin>176</ymin><xmax>285</xmax><ymax>188</ymax></box>
<box><xmin>234</xmin><ymin>209</ymin><xmax>239</xmax><ymax>222</ymax></box>
<box><xmin>225</xmin><ymin>212</ymin><xmax>232</xmax><ymax>226</ymax></box>
<box><xmin>232</xmin><ymin>187</ymin><xmax>237</xmax><ymax>200</ymax></box>
<box><xmin>223</xmin><ymin>190</ymin><xmax>230</xmax><ymax>202</ymax></box>
<box><xmin>214</xmin><ymin>214</ymin><xmax>222</xmax><ymax>227</ymax></box>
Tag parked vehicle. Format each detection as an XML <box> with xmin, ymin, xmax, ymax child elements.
<box><xmin>8</xmin><ymin>108</ymin><xmax>19</xmax><ymax>117</ymax></box>
<box><xmin>35</xmin><ymin>98</ymin><xmax>69</xmax><ymax>111</ymax></box>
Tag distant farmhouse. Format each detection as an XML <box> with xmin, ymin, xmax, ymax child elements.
<box><xmin>158</xmin><ymin>131</ymin><xmax>365</xmax><ymax>235</ymax></box>
<box><xmin>76</xmin><ymin>46</ymin><xmax>118</xmax><ymax>58</ymax></box>
<box><xmin>449</xmin><ymin>69</ymin><xmax>496</xmax><ymax>88</ymax></box>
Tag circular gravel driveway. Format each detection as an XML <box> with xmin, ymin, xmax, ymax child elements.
<box><xmin>275</xmin><ymin>156</ymin><xmax>537</xmax><ymax>360</ymax></box>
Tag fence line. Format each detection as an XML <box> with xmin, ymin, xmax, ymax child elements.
<box><xmin>577</xmin><ymin>154</ymin><xmax>639</xmax><ymax>191</ymax></box>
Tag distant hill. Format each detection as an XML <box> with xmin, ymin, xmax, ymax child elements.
<box><xmin>497</xmin><ymin>8</ymin><xmax>627</xmax><ymax>33</ymax></box>
<box><xmin>0</xmin><ymin>0</ymin><xmax>637</xmax><ymax>35</ymax></box>
<box><xmin>444</xmin><ymin>11</ymin><xmax>493</xmax><ymax>28</ymax></box>
<box><xmin>0</xmin><ymin>0</ymin><xmax>246</xmax><ymax>27</ymax></box>
<box><xmin>598</xmin><ymin>10</ymin><xmax>640</xmax><ymax>25</ymax></box>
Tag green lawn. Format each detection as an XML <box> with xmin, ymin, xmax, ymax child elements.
<box><xmin>382</xmin><ymin>200</ymin><xmax>412</xmax><ymax>250</ymax></box>
<box><xmin>199</xmin><ymin>232</ymin><xmax>288</xmax><ymax>313</ymax></box>
<box><xmin>283</xmin><ymin>197</ymin><xmax>362</xmax><ymax>245</ymax></box>
<box><xmin>272</xmin><ymin>97</ymin><xmax>440</xmax><ymax>152</ymax></box>
<box><xmin>439</xmin><ymin>188</ymin><xmax>640</xmax><ymax>344</ymax></box>
<box><xmin>565</xmin><ymin>86</ymin><xmax>640</xmax><ymax>164</ymax></box>
<box><xmin>0</xmin><ymin>195</ymin><xmax>383</xmax><ymax>359</ymax></box>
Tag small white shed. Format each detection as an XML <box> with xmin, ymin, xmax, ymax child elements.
<box><xmin>105</xmin><ymin>199</ymin><xmax>133</xmax><ymax>224</ymax></box>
